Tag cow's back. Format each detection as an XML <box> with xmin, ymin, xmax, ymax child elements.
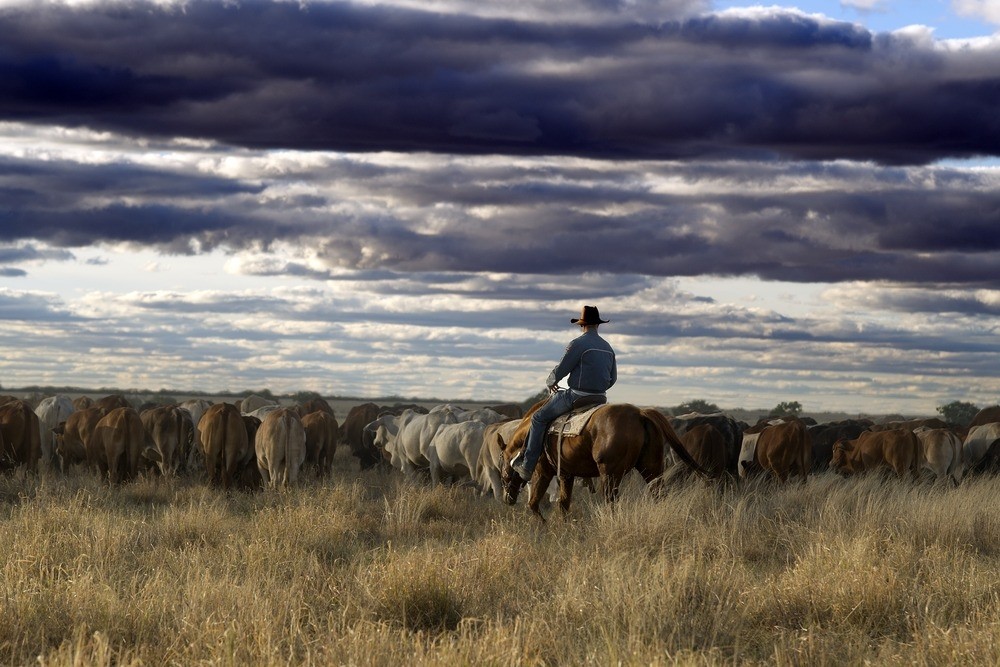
<box><xmin>0</xmin><ymin>400</ymin><xmax>42</xmax><ymax>472</ymax></box>
<box><xmin>853</xmin><ymin>428</ymin><xmax>920</xmax><ymax>477</ymax></box>
<box><xmin>916</xmin><ymin>428</ymin><xmax>963</xmax><ymax>484</ymax></box>
<box><xmin>755</xmin><ymin>419</ymin><xmax>811</xmax><ymax>483</ymax></box>
<box><xmin>680</xmin><ymin>423</ymin><xmax>727</xmax><ymax>477</ymax></box>
<box><xmin>92</xmin><ymin>407</ymin><xmax>145</xmax><ymax>483</ymax></box>
<box><xmin>256</xmin><ymin>408</ymin><xmax>307</xmax><ymax>487</ymax></box>
<box><xmin>302</xmin><ymin>410</ymin><xmax>338</xmax><ymax>476</ymax></box>
<box><xmin>60</xmin><ymin>407</ymin><xmax>104</xmax><ymax>471</ymax></box>
<box><xmin>199</xmin><ymin>403</ymin><xmax>249</xmax><ymax>487</ymax></box>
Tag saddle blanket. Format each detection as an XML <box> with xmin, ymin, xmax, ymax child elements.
<box><xmin>547</xmin><ymin>404</ymin><xmax>603</xmax><ymax>438</ymax></box>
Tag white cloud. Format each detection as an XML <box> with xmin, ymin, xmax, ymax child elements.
<box><xmin>953</xmin><ymin>0</ymin><xmax>1000</xmax><ymax>25</ymax></box>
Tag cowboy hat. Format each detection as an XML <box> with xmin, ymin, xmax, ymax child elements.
<box><xmin>570</xmin><ymin>305</ymin><xmax>610</xmax><ymax>325</ymax></box>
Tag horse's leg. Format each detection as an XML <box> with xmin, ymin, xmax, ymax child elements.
<box><xmin>527</xmin><ymin>468</ymin><xmax>554</xmax><ymax>520</ymax></box>
<box><xmin>598</xmin><ymin>464</ymin><xmax>624</xmax><ymax>504</ymax></box>
<box><xmin>557</xmin><ymin>475</ymin><xmax>575</xmax><ymax>515</ymax></box>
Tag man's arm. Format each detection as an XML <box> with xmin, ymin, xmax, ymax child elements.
<box><xmin>545</xmin><ymin>338</ymin><xmax>584</xmax><ymax>388</ymax></box>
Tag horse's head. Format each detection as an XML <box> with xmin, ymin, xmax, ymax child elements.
<box><xmin>497</xmin><ymin>428</ymin><xmax>528</xmax><ymax>506</ymax></box>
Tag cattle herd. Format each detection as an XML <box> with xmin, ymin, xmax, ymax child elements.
<box><xmin>1</xmin><ymin>392</ymin><xmax>1000</xmax><ymax>499</ymax></box>
<box><xmin>671</xmin><ymin>407</ymin><xmax>1000</xmax><ymax>486</ymax></box>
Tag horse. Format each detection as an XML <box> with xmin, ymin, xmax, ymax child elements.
<box><xmin>498</xmin><ymin>399</ymin><xmax>704</xmax><ymax>519</ymax></box>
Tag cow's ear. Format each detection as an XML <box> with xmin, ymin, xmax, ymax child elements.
<box><xmin>496</xmin><ymin>434</ymin><xmax>505</xmax><ymax>448</ymax></box>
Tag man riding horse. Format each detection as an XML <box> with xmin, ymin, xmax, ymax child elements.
<box><xmin>510</xmin><ymin>305</ymin><xmax>616</xmax><ymax>482</ymax></box>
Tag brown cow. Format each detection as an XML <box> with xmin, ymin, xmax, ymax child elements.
<box><xmin>54</xmin><ymin>407</ymin><xmax>105</xmax><ymax>473</ymax></box>
<box><xmin>72</xmin><ymin>396</ymin><xmax>94</xmax><ymax>410</ymax></box>
<box><xmin>89</xmin><ymin>407</ymin><xmax>147</xmax><ymax>483</ymax></box>
<box><xmin>488</xmin><ymin>403</ymin><xmax>524</xmax><ymax>420</ymax></box>
<box><xmin>231</xmin><ymin>415</ymin><xmax>264</xmax><ymax>490</ymax></box>
<box><xmin>199</xmin><ymin>403</ymin><xmax>251</xmax><ymax>489</ymax></box>
<box><xmin>870</xmin><ymin>417</ymin><xmax>949</xmax><ymax>432</ymax></box>
<box><xmin>742</xmin><ymin>418</ymin><xmax>811</xmax><ymax>483</ymax></box>
<box><xmin>0</xmin><ymin>400</ymin><xmax>42</xmax><ymax>472</ymax></box>
<box><xmin>341</xmin><ymin>402</ymin><xmax>382</xmax><ymax>468</ymax></box>
<box><xmin>831</xmin><ymin>428</ymin><xmax>921</xmax><ymax>479</ymax></box>
<box><xmin>297</xmin><ymin>397</ymin><xmax>335</xmax><ymax>417</ymax></box>
<box><xmin>96</xmin><ymin>394</ymin><xmax>131</xmax><ymax>412</ymax></box>
<box><xmin>256</xmin><ymin>408</ymin><xmax>307</xmax><ymax>488</ymax></box>
<box><xmin>678</xmin><ymin>423</ymin><xmax>729</xmax><ymax>479</ymax></box>
<box><xmin>140</xmin><ymin>405</ymin><xmax>194</xmax><ymax>477</ymax></box>
<box><xmin>301</xmin><ymin>410</ymin><xmax>339</xmax><ymax>477</ymax></box>
<box><xmin>969</xmin><ymin>405</ymin><xmax>1000</xmax><ymax>429</ymax></box>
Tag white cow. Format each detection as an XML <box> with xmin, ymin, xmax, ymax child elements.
<box><xmin>245</xmin><ymin>404</ymin><xmax>283</xmax><ymax>421</ymax></box>
<box><xmin>373</xmin><ymin>405</ymin><xmax>468</xmax><ymax>483</ymax></box>
<box><xmin>430</xmin><ymin>420</ymin><xmax>488</xmax><ymax>485</ymax></box>
<box><xmin>914</xmin><ymin>427</ymin><xmax>963</xmax><ymax>485</ymax></box>
<box><xmin>454</xmin><ymin>407</ymin><xmax>506</xmax><ymax>425</ymax></box>
<box><xmin>963</xmin><ymin>422</ymin><xmax>1000</xmax><ymax>471</ymax></box>
<box><xmin>399</xmin><ymin>406</ymin><xmax>465</xmax><ymax>484</ymax></box>
<box><xmin>370</xmin><ymin>409</ymin><xmax>421</xmax><ymax>471</ymax></box>
<box><xmin>34</xmin><ymin>394</ymin><xmax>76</xmax><ymax>470</ymax></box>
<box><xmin>241</xmin><ymin>394</ymin><xmax>277</xmax><ymax>414</ymax></box>
<box><xmin>255</xmin><ymin>408</ymin><xmax>307</xmax><ymax>488</ymax></box>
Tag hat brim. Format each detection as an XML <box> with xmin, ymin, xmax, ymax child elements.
<box><xmin>570</xmin><ymin>317</ymin><xmax>610</xmax><ymax>324</ymax></box>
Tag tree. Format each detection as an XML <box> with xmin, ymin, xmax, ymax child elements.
<box><xmin>670</xmin><ymin>399</ymin><xmax>720</xmax><ymax>416</ymax></box>
<box><xmin>292</xmin><ymin>390</ymin><xmax>324</xmax><ymax>403</ymax></box>
<box><xmin>936</xmin><ymin>400</ymin><xmax>979</xmax><ymax>426</ymax></box>
<box><xmin>769</xmin><ymin>401</ymin><xmax>802</xmax><ymax>418</ymax></box>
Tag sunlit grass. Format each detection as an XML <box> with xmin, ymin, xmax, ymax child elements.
<box><xmin>1</xmin><ymin>453</ymin><xmax>998</xmax><ymax>665</ymax></box>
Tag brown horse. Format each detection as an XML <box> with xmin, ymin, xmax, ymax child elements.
<box><xmin>498</xmin><ymin>400</ymin><xmax>704</xmax><ymax>519</ymax></box>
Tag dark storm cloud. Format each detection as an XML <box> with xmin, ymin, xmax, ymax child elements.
<box><xmin>5</xmin><ymin>146</ymin><xmax>1000</xmax><ymax>291</ymax></box>
<box><xmin>0</xmin><ymin>1</ymin><xmax>997</xmax><ymax>163</ymax></box>
<box><xmin>0</xmin><ymin>156</ymin><xmax>259</xmax><ymax>206</ymax></box>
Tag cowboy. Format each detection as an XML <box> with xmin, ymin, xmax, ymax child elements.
<box><xmin>510</xmin><ymin>305</ymin><xmax>617</xmax><ymax>481</ymax></box>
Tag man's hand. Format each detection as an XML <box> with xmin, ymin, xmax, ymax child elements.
<box><xmin>547</xmin><ymin>384</ymin><xmax>560</xmax><ymax>394</ymax></box>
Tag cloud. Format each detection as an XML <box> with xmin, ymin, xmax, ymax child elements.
<box><xmin>0</xmin><ymin>288</ymin><xmax>78</xmax><ymax>321</ymax></box>
<box><xmin>953</xmin><ymin>0</ymin><xmax>1000</xmax><ymax>25</ymax></box>
<box><xmin>0</xmin><ymin>1</ymin><xmax>996</xmax><ymax>164</ymax></box>
<box><xmin>4</xmin><ymin>138</ymin><xmax>1000</xmax><ymax>292</ymax></box>
<box><xmin>0</xmin><ymin>242</ymin><xmax>74</xmax><ymax>264</ymax></box>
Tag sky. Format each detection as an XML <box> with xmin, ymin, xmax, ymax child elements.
<box><xmin>1</xmin><ymin>0</ymin><xmax>1000</xmax><ymax>415</ymax></box>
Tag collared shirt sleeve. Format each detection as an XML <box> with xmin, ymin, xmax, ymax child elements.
<box><xmin>545</xmin><ymin>338</ymin><xmax>583</xmax><ymax>387</ymax></box>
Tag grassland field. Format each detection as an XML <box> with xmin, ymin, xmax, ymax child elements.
<box><xmin>3</xmin><ymin>440</ymin><xmax>999</xmax><ymax>666</ymax></box>
<box><xmin>3</xmin><ymin>390</ymin><xmax>987</xmax><ymax>665</ymax></box>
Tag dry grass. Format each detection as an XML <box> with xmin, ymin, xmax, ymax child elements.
<box><xmin>2</xmin><ymin>452</ymin><xmax>999</xmax><ymax>666</ymax></box>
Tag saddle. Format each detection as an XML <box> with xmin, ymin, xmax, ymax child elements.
<box><xmin>546</xmin><ymin>397</ymin><xmax>605</xmax><ymax>437</ymax></box>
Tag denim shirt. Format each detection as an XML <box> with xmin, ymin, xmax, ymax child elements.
<box><xmin>545</xmin><ymin>329</ymin><xmax>617</xmax><ymax>394</ymax></box>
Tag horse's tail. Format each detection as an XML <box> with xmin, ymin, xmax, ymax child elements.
<box><xmin>640</xmin><ymin>408</ymin><xmax>709</xmax><ymax>478</ymax></box>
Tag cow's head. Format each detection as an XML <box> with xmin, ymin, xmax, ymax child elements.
<box><xmin>830</xmin><ymin>439</ymin><xmax>854</xmax><ymax>476</ymax></box>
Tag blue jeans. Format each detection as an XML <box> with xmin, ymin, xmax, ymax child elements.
<box><xmin>521</xmin><ymin>390</ymin><xmax>590</xmax><ymax>474</ymax></box>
